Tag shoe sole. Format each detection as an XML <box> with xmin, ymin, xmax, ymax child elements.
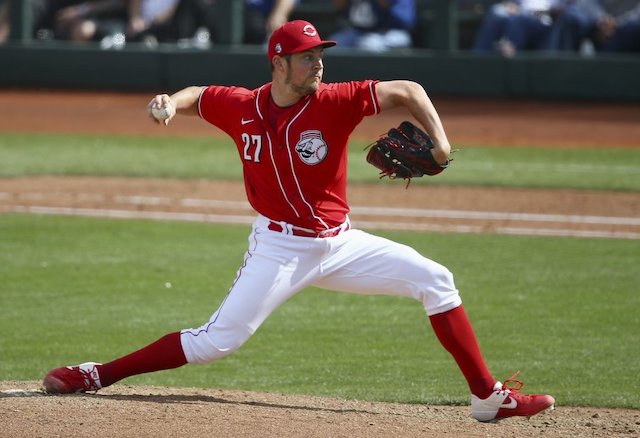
<box><xmin>488</xmin><ymin>403</ymin><xmax>555</xmax><ymax>423</ymax></box>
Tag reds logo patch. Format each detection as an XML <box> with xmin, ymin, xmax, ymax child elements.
<box><xmin>302</xmin><ymin>25</ymin><xmax>317</xmax><ymax>37</ymax></box>
<box><xmin>295</xmin><ymin>130</ymin><xmax>328</xmax><ymax>165</ymax></box>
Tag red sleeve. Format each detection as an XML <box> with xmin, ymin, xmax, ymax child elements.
<box><xmin>347</xmin><ymin>80</ymin><xmax>380</xmax><ymax>130</ymax></box>
<box><xmin>359</xmin><ymin>80</ymin><xmax>381</xmax><ymax>118</ymax></box>
<box><xmin>318</xmin><ymin>80</ymin><xmax>380</xmax><ymax>132</ymax></box>
<box><xmin>197</xmin><ymin>85</ymin><xmax>239</xmax><ymax>133</ymax></box>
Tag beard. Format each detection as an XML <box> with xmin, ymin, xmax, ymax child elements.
<box><xmin>286</xmin><ymin>71</ymin><xmax>321</xmax><ymax>96</ymax></box>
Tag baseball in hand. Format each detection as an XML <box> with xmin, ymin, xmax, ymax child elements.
<box><xmin>151</xmin><ymin>103</ymin><xmax>172</xmax><ymax>121</ymax></box>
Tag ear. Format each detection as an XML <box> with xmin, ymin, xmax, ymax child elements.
<box><xmin>273</xmin><ymin>56</ymin><xmax>286</xmax><ymax>72</ymax></box>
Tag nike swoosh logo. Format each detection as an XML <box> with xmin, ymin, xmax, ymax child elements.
<box><xmin>501</xmin><ymin>397</ymin><xmax>518</xmax><ymax>409</ymax></box>
<box><xmin>241</xmin><ymin>118</ymin><xmax>254</xmax><ymax>125</ymax></box>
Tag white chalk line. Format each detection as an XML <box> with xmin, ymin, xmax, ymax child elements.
<box><xmin>0</xmin><ymin>389</ymin><xmax>49</xmax><ymax>397</ymax></box>
<box><xmin>8</xmin><ymin>205</ymin><xmax>256</xmax><ymax>225</ymax></box>
<box><xmin>349</xmin><ymin>205</ymin><xmax>640</xmax><ymax>226</ymax></box>
<box><xmin>462</xmin><ymin>161</ymin><xmax>640</xmax><ymax>175</ymax></box>
<box><xmin>3</xmin><ymin>193</ymin><xmax>637</xmax><ymax>226</ymax></box>
<box><xmin>5</xmin><ymin>205</ymin><xmax>639</xmax><ymax>240</ymax></box>
<box><xmin>139</xmin><ymin>197</ymin><xmax>640</xmax><ymax>227</ymax></box>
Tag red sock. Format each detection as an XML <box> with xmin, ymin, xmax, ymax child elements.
<box><xmin>429</xmin><ymin>305</ymin><xmax>495</xmax><ymax>398</ymax></box>
<box><xmin>98</xmin><ymin>332</ymin><xmax>187</xmax><ymax>387</ymax></box>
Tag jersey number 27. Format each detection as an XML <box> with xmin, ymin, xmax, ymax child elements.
<box><xmin>242</xmin><ymin>133</ymin><xmax>262</xmax><ymax>163</ymax></box>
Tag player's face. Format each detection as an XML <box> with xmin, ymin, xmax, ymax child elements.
<box><xmin>285</xmin><ymin>47</ymin><xmax>324</xmax><ymax>96</ymax></box>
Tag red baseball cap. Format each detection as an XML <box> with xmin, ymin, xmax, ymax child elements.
<box><xmin>267</xmin><ymin>20</ymin><xmax>336</xmax><ymax>60</ymax></box>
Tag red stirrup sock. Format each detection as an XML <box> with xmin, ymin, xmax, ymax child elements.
<box><xmin>98</xmin><ymin>331</ymin><xmax>187</xmax><ymax>387</ymax></box>
<box><xmin>429</xmin><ymin>305</ymin><xmax>496</xmax><ymax>399</ymax></box>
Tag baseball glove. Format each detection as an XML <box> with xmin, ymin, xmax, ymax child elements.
<box><xmin>365</xmin><ymin>121</ymin><xmax>449</xmax><ymax>185</ymax></box>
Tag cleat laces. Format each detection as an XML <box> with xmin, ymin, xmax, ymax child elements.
<box><xmin>78</xmin><ymin>366</ymin><xmax>100</xmax><ymax>392</ymax></box>
<box><xmin>501</xmin><ymin>370</ymin><xmax>524</xmax><ymax>394</ymax></box>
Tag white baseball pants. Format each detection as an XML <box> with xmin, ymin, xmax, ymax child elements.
<box><xmin>181</xmin><ymin>215</ymin><xmax>462</xmax><ymax>364</ymax></box>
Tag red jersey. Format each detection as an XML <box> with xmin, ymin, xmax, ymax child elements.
<box><xmin>198</xmin><ymin>80</ymin><xmax>380</xmax><ymax>232</ymax></box>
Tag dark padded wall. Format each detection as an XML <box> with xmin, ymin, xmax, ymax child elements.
<box><xmin>1</xmin><ymin>45</ymin><xmax>639</xmax><ymax>101</ymax></box>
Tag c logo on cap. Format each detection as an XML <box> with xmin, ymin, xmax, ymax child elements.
<box><xmin>302</xmin><ymin>25</ymin><xmax>317</xmax><ymax>37</ymax></box>
<box><xmin>275</xmin><ymin>43</ymin><xmax>282</xmax><ymax>54</ymax></box>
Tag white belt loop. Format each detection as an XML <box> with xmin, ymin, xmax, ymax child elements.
<box><xmin>264</xmin><ymin>215</ymin><xmax>350</xmax><ymax>238</ymax></box>
<box><xmin>274</xmin><ymin>220</ymin><xmax>289</xmax><ymax>235</ymax></box>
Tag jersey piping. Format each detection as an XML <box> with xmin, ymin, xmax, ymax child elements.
<box><xmin>367</xmin><ymin>81</ymin><xmax>378</xmax><ymax>115</ymax></box>
<box><xmin>196</xmin><ymin>86</ymin><xmax>207</xmax><ymax>119</ymax></box>
<box><xmin>255</xmin><ymin>85</ymin><xmax>301</xmax><ymax>218</ymax></box>
<box><xmin>284</xmin><ymin>98</ymin><xmax>331</xmax><ymax>229</ymax></box>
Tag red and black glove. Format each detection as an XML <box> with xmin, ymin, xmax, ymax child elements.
<box><xmin>366</xmin><ymin>121</ymin><xmax>450</xmax><ymax>184</ymax></box>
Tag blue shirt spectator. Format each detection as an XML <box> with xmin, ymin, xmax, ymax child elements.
<box><xmin>245</xmin><ymin>0</ymin><xmax>298</xmax><ymax>44</ymax></box>
<box><xmin>328</xmin><ymin>0</ymin><xmax>417</xmax><ymax>52</ymax></box>
<box><xmin>550</xmin><ymin>0</ymin><xmax>640</xmax><ymax>54</ymax></box>
<box><xmin>472</xmin><ymin>0</ymin><xmax>571</xmax><ymax>56</ymax></box>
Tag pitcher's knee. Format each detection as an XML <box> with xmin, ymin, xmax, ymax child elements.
<box><xmin>435</xmin><ymin>265</ymin><xmax>456</xmax><ymax>289</ymax></box>
<box><xmin>412</xmin><ymin>259</ymin><xmax>456</xmax><ymax>290</ymax></box>
<box><xmin>420</xmin><ymin>264</ymin><xmax>462</xmax><ymax>315</ymax></box>
<box><xmin>180</xmin><ymin>323</ymin><xmax>252</xmax><ymax>364</ymax></box>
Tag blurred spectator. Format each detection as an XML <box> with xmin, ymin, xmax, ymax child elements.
<box><xmin>472</xmin><ymin>0</ymin><xmax>572</xmax><ymax>56</ymax></box>
<box><xmin>550</xmin><ymin>0</ymin><xmax>640</xmax><ymax>54</ymax></box>
<box><xmin>244</xmin><ymin>0</ymin><xmax>298</xmax><ymax>44</ymax></box>
<box><xmin>170</xmin><ymin>0</ymin><xmax>218</xmax><ymax>48</ymax></box>
<box><xmin>125</xmin><ymin>0</ymin><xmax>180</xmax><ymax>46</ymax></box>
<box><xmin>327</xmin><ymin>0</ymin><xmax>416</xmax><ymax>52</ymax></box>
<box><xmin>41</xmin><ymin>0</ymin><xmax>127</xmax><ymax>42</ymax></box>
<box><xmin>117</xmin><ymin>0</ymin><xmax>217</xmax><ymax>49</ymax></box>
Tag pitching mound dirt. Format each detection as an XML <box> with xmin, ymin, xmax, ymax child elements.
<box><xmin>2</xmin><ymin>381</ymin><xmax>639</xmax><ymax>437</ymax></box>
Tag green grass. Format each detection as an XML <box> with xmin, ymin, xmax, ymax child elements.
<box><xmin>1</xmin><ymin>132</ymin><xmax>639</xmax><ymax>190</ymax></box>
<box><xmin>1</xmin><ymin>214</ymin><xmax>638</xmax><ymax>409</ymax></box>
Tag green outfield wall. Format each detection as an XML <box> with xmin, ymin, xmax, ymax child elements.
<box><xmin>0</xmin><ymin>44</ymin><xmax>638</xmax><ymax>101</ymax></box>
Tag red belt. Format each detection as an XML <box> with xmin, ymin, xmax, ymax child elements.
<box><xmin>267</xmin><ymin>221</ymin><xmax>350</xmax><ymax>238</ymax></box>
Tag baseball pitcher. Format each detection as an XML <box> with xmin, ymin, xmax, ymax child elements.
<box><xmin>43</xmin><ymin>20</ymin><xmax>554</xmax><ymax>422</ymax></box>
